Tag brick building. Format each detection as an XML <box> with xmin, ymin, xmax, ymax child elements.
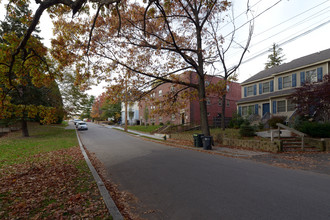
<box><xmin>139</xmin><ymin>72</ymin><xmax>241</xmax><ymax>127</ymax></box>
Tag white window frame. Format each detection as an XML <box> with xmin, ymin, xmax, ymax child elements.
<box><xmin>283</xmin><ymin>76</ymin><xmax>291</xmax><ymax>88</ymax></box>
<box><xmin>226</xmin><ymin>100</ymin><xmax>230</xmax><ymax>107</ymax></box>
<box><xmin>247</xmin><ymin>86</ymin><xmax>254</xmax><ymax>96</ymax></box>
<box><xmin>277</xmin><ymin>100</ymin><xmax>286</xmax><ymax>112</ymax></box>
<box><xmin>158</xmin><ymin>90</ymin><xmax>163</xmax><ymax>97</ymax></box>
<box><xmin>218</xmin><ymin>98</ymin><xmax>222</xmax><ymax>106</ymax></box>
<box><xmin>206</xmin><ymin>98</ymin><xmax>211</xmax><ymax>105</ymax></box>
<box><xmin>306</xmin><ymin>69</ymin><xmax>317</xmax><ymax>83</ymax></box>
<box><xmin>262</xmin><ymin>82</ymin><xmax>270</xmax><ymax>93</ymax></box>
<box><xmin>171</xmin><ymin>114</ymin><xmax>176</xmax><ymax>121</ymax></box>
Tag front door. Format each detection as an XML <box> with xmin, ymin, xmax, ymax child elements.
<box><xmin>262</xmin><ymin>103</ymin><xmax>270</xmax><ymax>116</ymax></box>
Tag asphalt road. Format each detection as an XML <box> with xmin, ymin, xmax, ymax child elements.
<box><xmin>78</xmin><ymin>122</ymin><xmax>330</xmax><ymax>220</ymax></box>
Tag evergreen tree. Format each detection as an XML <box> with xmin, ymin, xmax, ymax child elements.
<box><xmin>265</xmin><ymin>43</ymin><xmax>285</xmax><ymax>69</ymax></box>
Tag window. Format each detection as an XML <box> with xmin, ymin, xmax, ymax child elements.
<box><xmin>171</xmin><ymin>114</ymin><xmax>175</xmax><ymax>121</ymax></box>
<box><xmin>247</xmin><ymin>86</ymin><xmax>254</xmax><ymax>96</ymax></box>
<box><xmin>226</xmin><ymin>100</ymin><xmax>230</xmax><ymax>107</ymax></box>
<box><xmin>205</xmin><ymin>81</ymin><xmax>210</xmax><ymax>87</ymax></box>
<box><xmin>158</xmin><ymin>90</ymin><xmax>163</xmax><ymax>97</ymax></box>
<box><xmin>248</xmin><ymin>105</ymin><xmax>254</xmax><ymax>115</ymax></box>
<box><xmin>218</xmin><ymin>98</ymin><xmax>222</xmax><ymax>106</ymax></box>
<box><xmin>226</xmin><ymin>85</ymin><xmax>230</xmax><ymax>91</ymax></box>
<box><xmin>206</xmin><ymin>98</ymin><xmax>211</xmax><ymax>105</ymax></box>
<box><xmin>170</xmin><ymin>86</ymin><xmax>175</xmax><ymax>92</ymax></box>
<box><xmin>242</xmin><ymin>105</ymin><xmax>254</xmax><ymax>116</ymax></box>
<box><xmin>262</xmin><ymin>82</ymin><xmax>270</xmax><ymax>93</ymax></box>
<box><xmin>207</xmin><ymin>112</ymin><xmax>210</xmax><ymax>117</ymax></box>
<box><xmin>159</xmin><ymin>116</ymin><xmax>163</xmax><ymax>122</ymax></box>
<box><xmin>283</xmin><ymin>76</ymin><xmax>291</xmax><ymax>88</ymax></box>
<box><xmin>306</xmin><ymin>69</ymin><xmax>317</xmax><ymax>83</ymax></box>
<box><xmin>277</xmin><ymin>100</ymin><xmax>286</xmax><ymax>112</ymax></box>
<box><xmin>287</xmin><ymin>100</ymin><xmax>295</xmax><ymax>111</ymax></box>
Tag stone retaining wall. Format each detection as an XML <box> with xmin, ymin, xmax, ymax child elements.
<box><xmin>222</xmin><ymin>138</ymin><xmax>280</xmax><ymax>153</ymax></box>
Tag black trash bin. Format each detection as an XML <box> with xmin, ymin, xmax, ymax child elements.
<box><xmin>202</xmin><ymin>136</ymin><xmax>213</xmax><ymax>150</ymax></box>
<box><xmin>193</xmin><ymin>134</ymin><xmax>204</xmax><ymax>147</ymax></box>
<box><xmin>193</xmin><ymin>134</ymin><xmax>198</xmax><ymax>147</ymax></box>
<box><xmin>197</xmin><ymin>134</ymin><xmax>204</xmax><ymax>147</ymax></box>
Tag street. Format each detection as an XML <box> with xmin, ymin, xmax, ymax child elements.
<box><xmin>78</xmin><ymin>122</ymin><xmax>330</xmax><ymax>220</ymax></box>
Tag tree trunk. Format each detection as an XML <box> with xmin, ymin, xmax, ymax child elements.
<box><xmin>221</xmin><ymin>93</ymin><xmax>226</xmax><ymax>130</ymax></box>
<box><xmin>198</xmin><ymin>75</ymin><xmax>210</xmax><ymax>136</ymax></box>
<box><xmin>21</xmin><ymin>118</ymin><xmax>29</xmax><ymax>137</ymax></box>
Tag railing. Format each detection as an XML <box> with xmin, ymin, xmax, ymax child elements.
<box><xmin>271</xmin><ymin>123</ymin><xmax>306</xmax><ymax>150</ymax></box>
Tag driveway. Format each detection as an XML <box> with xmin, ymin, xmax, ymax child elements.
<box><xmin>78</xmin><ymin>122</ymin><xmax>330</xmax><ymax>220</ymax></box>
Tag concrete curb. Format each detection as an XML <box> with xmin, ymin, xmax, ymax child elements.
<box><xmin>75</xmin><ymin>130</ymin><xmax>124</xmax><ymax>220</ymax></box>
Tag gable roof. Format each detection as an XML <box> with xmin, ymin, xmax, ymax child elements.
<box><xmin>242</xmin><ymin>48</ymin><xmax>330</xmax><ymax>84</ymax></box>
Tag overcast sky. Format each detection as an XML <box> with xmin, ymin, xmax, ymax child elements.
<box><xmin>1</xmin><ymin>0</ymin><xmax>330</xmax><ymax>97</ymax></box>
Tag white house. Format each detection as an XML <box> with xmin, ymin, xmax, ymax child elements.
<box><xmin>121</xmin><ymin>102</ymin><xmax>140</xmax><ymax>125</ymax></box>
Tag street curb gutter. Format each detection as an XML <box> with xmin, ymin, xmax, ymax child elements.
<box><xmin>76</xmin><ymin>130</ymin><xmax>124</xmax><ymax>220</ymax></box>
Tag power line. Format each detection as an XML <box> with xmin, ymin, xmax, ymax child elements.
<box><xmin>222</xmin><ymin>1</ymin><xmax>330</xmax><ymax>62</ymax></box>
<box><xmin>223</xmin><ymin>0</ymin><xmax>283</xmax><ymax>39</ymax></box>
<box><xmin>241</xmin><ymin>19</ymin><xmax>330</xmax><ymax>64</ymax></box>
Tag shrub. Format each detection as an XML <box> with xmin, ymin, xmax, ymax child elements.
<box><xmin>296</xmin><ymin>121</ymin><xmax>330</xmax><ymax>138</ymax></box>
<box><xmin>268</xmin><ymin>116</ymin><xmax>286</xmax><ymax>128</ymax></box>
<box><xmin>159</xmin><ymin>122</ymin><xmax>164</xmax><ymax>126</ymax></box>
<box><xmin>229</xmin><ymin>112</ymin><xmax>245</xmax><ymax>129</ymax></box>
<box><xmin>239</xmin><ymin>121</ymin><xmax>255</xmax><ymax>137</ymax></box>
<box><xmin>152</xmin><ymin>122</ymin><xmax>155</xmax><ymax>126</ymax></box>
<box><xmin>141</xmin><ymin>122</ymin><xmax>145</xmax><ymax>126</ymax></box>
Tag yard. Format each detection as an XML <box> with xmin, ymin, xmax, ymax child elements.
<box><xmin>0</xmin><ymin>122</ymin><xmax>111</xmax><ymax>219</ymax></box>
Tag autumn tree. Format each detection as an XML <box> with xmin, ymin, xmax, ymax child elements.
<box><xmin>58</xmin><ymin>70</ymin><xmax>94</xmax><ymax>118</ymax></box>
<box><xmin>5</xmin><ymin>0</ymin><xmax>254</xmax><ymax>136</ymax></box>
<box><xmin>265</xmin><ymin>43</ymin><xmax>285</xmax><ymax>69</ymax></box>
<box><xmin>91</xmin><ymin>92</ymin><xmax>121</xmax><ymax>122</ymax></box>
<box><xmin>51</xmin><ymin>1</ymin><xmax>254</xmax><ymax>136</ymax></box>
<box><xmin>0</xmin><ymin>1</ymin><xmax>59</xmax><ymax>136</ymax></box>
<box><xmin>289</xmin><ymin>74</ymin><xmax>330</xmax><ymax>122</ymax></box>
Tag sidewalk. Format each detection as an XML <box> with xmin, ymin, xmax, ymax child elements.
<box><xmin>104</xmin><ymin>125</ymin><xmax>269</xmax><ymax>157</ymax></box>
<box><xmin>104</xmin><ymin>125</ymin><xmax>166</xmax><ymax>140</ymax></box>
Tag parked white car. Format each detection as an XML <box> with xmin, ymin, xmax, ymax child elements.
<box><xmin>77</xmin><ymin>122</ymin><xmax>88</xmax><ymax>130</ymax></box>
<box><xmin>73</xmin><ymin>119</ymin><xmax>82</xmax><ymax>125</ymax></box>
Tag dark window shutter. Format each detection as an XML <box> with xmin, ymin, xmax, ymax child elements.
<box><xmin>270</xmin><ymin>80</ymin><xmax>274</xmax><ymax>92</ymax></box>
<box><xmin>292</xmin><ymin>73</ymin><xmax>297</xmax><ymax>87</ymax></box>
<box><xmin>300</xmin><ymin>71</ymin><xmax>305</xmax><ymax>85</ymax></box>
<box><xmin>255</xmin><ymin>104</ymin><xmax>258</xmax><ymax>115</ymax></box>
<box><xmin>272</xmin><ymin>101</ymin><xmax>276</xmax><ymax>114</ymax></box>
<box><xmin>259</xmin><ymin>83</ymin><xmax>262</xmax><ymax>95</ymax></box>
<box><xmin>278</xmin><ymin>77</ymin><xmax>282</xmax><ymax>90</ymax></box>
<box><xmin>244</xmin><ymin>87</ymin><xmax>247</xmax><ymax>97</ymax></box>
<box><xmin>254</xmin><ymin>84</ymin><xmax>257</xmax><ymax>95</ymax></box>
<box><xmin>317</xmin><ymin>67</ymin><xmax>323</xmax><ymax>82</ymax></box>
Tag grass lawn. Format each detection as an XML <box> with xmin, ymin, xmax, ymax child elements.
<box><xmin>0</xmin><ymin>122</ymin><xmax>111</xmax><ymax>219</ymax></box>
<box><xmin>127</xmin><ymin>125</ymin><xmax>162</xmax><ymax>133</ymax></box>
